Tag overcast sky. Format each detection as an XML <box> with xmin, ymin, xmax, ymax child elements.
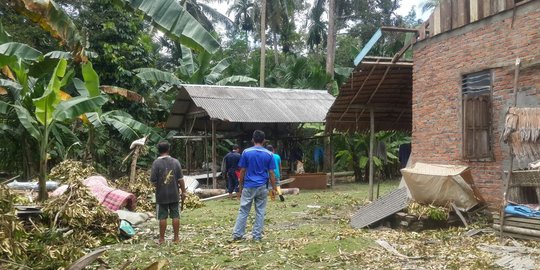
<box><xmin>212</xmin><ymin>0</ymin><xmax>431</xmax><ymax>23</ymax></box>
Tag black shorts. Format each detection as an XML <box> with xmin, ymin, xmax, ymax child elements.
<box><xmin>157</xmin><ymin>202</ymin><xmax>180</xmax><ymax>220</ymax></box>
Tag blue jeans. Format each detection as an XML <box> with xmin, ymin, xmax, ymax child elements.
<box><xmin>232</xmin><ymin>185</ymin><xmax>268</xmax><ymax>240</ymax></box>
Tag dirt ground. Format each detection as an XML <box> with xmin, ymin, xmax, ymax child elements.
<box><xmin>101</xmin><ymin>181</ymin><xmax>540</xmax><ymax>270</ymax></box>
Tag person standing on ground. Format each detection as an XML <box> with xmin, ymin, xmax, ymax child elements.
<box><xmin>266</xmin><ymin>145</ymin><xmax>285</xmax><ymax>202</ymax></box>
<box><xmin>223</xmin><ymin>144</ymin><xmax>241</xmax><ymax>198</ymax></box>
<box><xmin>150</xmin><ymin>141</ymin><xmax>186</xmax><ymax>244</ymax></box>
<box><xmin>232</xmin><ymin>130</ymin><xmax>277</xmax><ymax>241</ymax></box>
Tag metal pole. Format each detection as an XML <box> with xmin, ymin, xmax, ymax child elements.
<box><xmin>211</xmin><ymin>120</ymin><xmax>217</xmax><ymax>189</ymax></box>
<box><xmin>368</xmin><ymin>107</ymin><xmax>375</xmax><ymax>201</ymax></box>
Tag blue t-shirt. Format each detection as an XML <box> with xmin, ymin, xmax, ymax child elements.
<box><xmin>272</xmin><ymin>154</ymin><xmax>281</xmax><ymax>179</ymax></box>
<box><xmin>238</xmin><ymin>146</ymin><xmax>276</xmax><ymax>188</ymax></box>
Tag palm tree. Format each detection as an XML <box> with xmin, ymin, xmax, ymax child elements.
<box><xmin>326</xmin><ymin>0</ymin><xmax>336</xmax><ymax>89</ymax></box>
<box><xmin>182</xmin><ymin>0</ymin><xmax>234</xmax><ymax>32</ymax></box>
<box><xmin>228</xmin><ymin>0</ymin><xmax>256</xmax><ymax>46</ymax></box>
<box><xmin>259</xmin><ymin>0</ymin><xmax>267</xmax><ymax>87</ymax></box>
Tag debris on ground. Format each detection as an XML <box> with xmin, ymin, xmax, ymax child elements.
<box><xmin>49</xmin><ymin>159</ymin><xmax>97</xmax><ymax>184</ymax></box>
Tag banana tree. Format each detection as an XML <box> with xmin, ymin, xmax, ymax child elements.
<box><xmin>0</xmin><ymin>58</ymin><xmax>108</xmax><ymax>200</ymax></box>
<box><xmin>11</xmin><ymin>0</ymin><xmax>220</xmax><ymax>60</ymax></box>
<box><xmin>136</xmin><ymin>45</ymin><xmax>257</xmax><ymax>89</ymax></box>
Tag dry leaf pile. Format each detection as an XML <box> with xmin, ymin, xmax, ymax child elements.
<box><xmin>49</xmin><ymin>159</ymin><xmax>97</xmax><ymax>184</ymax></box>
<box><xmin>115</xmin><ymin>169</ymin><xmax>205</xmax><ymax>211</ymax></box>
<box><xmin>184</xmin><ymin>193</ymin><xmax>204</xmax><ymax>209</ymax></box>
<box><xmin>0</xmin><ymin>185</ymin><xmax>28</xmax><ymax>265</ymax></box>
<box><xmin>115</xmin><ymin>169</ymin><xmax>155</xmax><ymax>212</ymax></box>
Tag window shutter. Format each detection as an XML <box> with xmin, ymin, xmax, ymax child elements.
<box><xmin>462</xmin><ymin>71</ymin><xmax>492</xmax><ymax>160</ymax></box>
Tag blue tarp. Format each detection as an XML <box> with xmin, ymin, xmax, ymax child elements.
<box><xmin>505</xmin><ymin>204</ymin><xmax>540</xmax><ymax>218</ymax></box>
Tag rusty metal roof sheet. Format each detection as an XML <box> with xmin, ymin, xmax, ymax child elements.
<box><xmin>166</xmin><ymin>85</ymin><xmax>335</xmax><ymax>131</ymax></box>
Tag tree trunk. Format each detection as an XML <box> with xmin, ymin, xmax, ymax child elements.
<box><xmin>272</xmin><ymin>31</ymin><xmax>279</xmax><ymax>65</ymax></box>
<box><xmin>259</xmin><ymin>0</ymin><xmax>267</xmax><ymax>87</ymax></box>
<box><xmin>38</xmin><ymin>129</ymin><xmax>49</xmax><ymax>201</ymax></box>
<box><xmin>325</xmin><ymin>0</ymin><xmax>336</xmax><ymax>93</ymax></box>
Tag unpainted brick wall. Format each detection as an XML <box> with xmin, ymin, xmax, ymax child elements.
<box><xmin>412</xmin><ymin>4</ymin><xmax>540</xmax><ymax>207</ymax></box>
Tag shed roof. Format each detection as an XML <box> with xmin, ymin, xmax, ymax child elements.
<box><xmin>326</xmin><ymin>58</ymin><xmax>412</xmax><ymax>132</ymax></box>
<box><xmin>165</xmin><ymin>85</ymin><xmax>335</xmax><ymax>132</ymax></box>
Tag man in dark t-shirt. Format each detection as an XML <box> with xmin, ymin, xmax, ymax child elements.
<box><xmin>150</xmin><ymin>141</ymin><xmax>186</xmax><ymax>244</ymax></box>
<box><xmin>223</xmin><ymin>144</ymin><xmax>241</xmax><ymax>198</ymax></box>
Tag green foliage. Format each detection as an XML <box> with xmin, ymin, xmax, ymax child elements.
<box><xmin>118</xmin><ymin>0</ymin><xmax>220</xmax><ymax>54</ymax></box>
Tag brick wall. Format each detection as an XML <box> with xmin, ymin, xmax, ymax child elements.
<box><xmin>412</xmin><ymin>2</ymin><xmax>540</xmax><ymax>207</ymax></box>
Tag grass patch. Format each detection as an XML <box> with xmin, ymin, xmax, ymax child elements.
<box><xmin>103</xmin><ymin>181</ymin><xmax>399</xmax><ymax>269</ymax></box>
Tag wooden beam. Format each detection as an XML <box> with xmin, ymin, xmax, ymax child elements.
<box><xmin>337</xmin><ymin>62</ymin><xmax>379</xmax><ymax>121</ymax></box>
<box><xmin>361</xmin><ymin>61</ymin><xmax>413</xmax><ymax>67</ymax></box>
<box><xmin>368</xmin><ymin>108</ymin><xmax>375</xmax><ymax>201</ymax></box>
<box><xmin>380</xmin><ymin>26</ymin><xmax>419</xmax><ymax>33</ymax></box>
<box><xmin>211</xmin><ymin>120</ymin><xmax>217</xmax><ymax>189</ymax></box>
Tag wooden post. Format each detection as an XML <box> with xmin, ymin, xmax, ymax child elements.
<box><xmin>204</xmin><ymin>123</ymin><xmax>209</xmax><ymax>186</ymax></box>
<box><xmin>129</xmin><ymin>145</ymin><xmax>141</xmax><ymax>185</ymax></box>
<box><xmin>500</xmin><ymin>58</ymin><xmax>521</xmax><ymax>239</ymax></box>
<box><xmin>211</xmin><ymin>120</ymin><xmax>217</xmax><ymax>189</ymax></box>
<box><xmin>330</xmin><ymin>132</ymin><xmax>335</xmax><ymax>188</ymax></box>
<box><xmin>368</xmin><ymin>108</ymin><xmax>375</xmax><ymax>201</ymax></box>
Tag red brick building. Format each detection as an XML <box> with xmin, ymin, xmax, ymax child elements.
<box><xmin>412</xmin><ymin>0</ymin><xmax>540</xmax><ymax>206</ymax></box>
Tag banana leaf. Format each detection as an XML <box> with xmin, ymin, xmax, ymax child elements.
<box><xmin>215</xmin><ymin>75</ymin><xmax>257</xmax><ymax>86</ymax></box>
<box><xmin>118</xmin><ymin>0</ymin><xmax>220</xmax><ymax>53</ymax></box>
<box><xmin>12</xmin><ymin>0</ymin><xmax>84</xmax><ymax>56</ymax></box>
<box><xmin>52</xmin><ymin>95</ymin><xmax>108</xmax><ymax>123</ymax></box>
<box><xmin>135</xmin><ymin>68</ymin><xmax>183</xmax><ymax>86</ymax></box>
<box><xmin>0</xmin><ymin>42</ymin><xmax>42</xmax><ymax>64</ymax></box>
<box><xmin>33</xmin><ymin>59</ymin><xmax>69</xmax><ymax>125</ymax></box>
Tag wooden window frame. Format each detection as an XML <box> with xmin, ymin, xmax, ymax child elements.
<box><xmin>461</xmin><ymin>70</ymin><xmax>494</xmax><ymax>161</ymax></box>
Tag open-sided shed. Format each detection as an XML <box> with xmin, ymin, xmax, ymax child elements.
<box><xmin>165</xmin><ymin>84</ymin><xmax>335</xmax><ymax>188</ymax></box>
<box><xmin>166</xmin><ymin>84</ymin><xmax>334</xmax><ymax>137</ymax></box>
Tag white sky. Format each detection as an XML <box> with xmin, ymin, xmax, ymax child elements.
<box><xmin>212</xmin><ymin>0</ymin><xmax>431</xmax><ymax>23</ymax></box>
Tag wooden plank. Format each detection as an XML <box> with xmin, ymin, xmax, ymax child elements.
<box><xmin>428</xmin><ymin>14</ymin><xmax>435</xmax><ymax>38</ymax></box>
<box><xmin>457</xmin><ymin>0</ymin><xmax>470</xmax><ymax>27</ymax></box>
<box><xmin>470</xmin><ymin>0</ymin><xmax>479</xmax><ymax>22</ymax></box>
<box><xmin>493</xmin><ymin>224</ymin><xmax>540</xmax><ymax>239</ymax></box>
<box><xmin>499</xmin><ymin>231</ymin><xmax>540</xmax><ymax>241</ymax></box>
<box><xmin>482</xmin><ymin>0</ymin><xmax>491</xmax><ymax>18</ymax></box>
<box><xmin>498</xmin><ymin>220</ymin><xmax>540</xmax><ymax>230</ymax></box>
<box><xmin>380</xmin><ymin>26</ymin><xmax>419</xmax><ymax>33</ymax></box>
<box><xmin>452</xmin><ymin>0</ymin><xmax>460</xmax><ymax>29</ymax></box>
<box><xmin>433</xmin><ymin>6</ymin><xmax>441</xmax><ymax>35</ymax></box>
<box><xmin>505</xmin><ymin>0</ymin><xmax>514</xmax><ymax>9</ymax></box>
<box><xmin>493</xmin><ymin>215</ymin><xmax>540</xmax><ymax>225</ymax></box>
<box><xmin>211</xmin><ymin>120</ymin><xmax>217</xmax><ymax>189</ymax></box>
<box><xmin>440</xmin><ymin>0</ymin><xmax>453</xmax><ymax>33</ymax></box>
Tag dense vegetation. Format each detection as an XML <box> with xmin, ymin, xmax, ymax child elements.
<box><xmin>0</xmin><ymin>0</ymin><xmax>419</xmax><ymax>198</ymax></box>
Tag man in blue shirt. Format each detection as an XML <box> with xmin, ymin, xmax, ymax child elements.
<box><xmin>232</xmin><ymin>130</ymin><xmax>277</xmax><ymax>241</ymax></box>
<box><xmin>266</xmin><ymin>145</ymin><xmax>285</xmax><ymax>202</ymax></box>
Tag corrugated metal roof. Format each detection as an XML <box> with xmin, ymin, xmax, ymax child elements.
<box><xmin>166</xmin><ymin>85</ymin><xmax>335</xmax><ymax>130</ymax></box>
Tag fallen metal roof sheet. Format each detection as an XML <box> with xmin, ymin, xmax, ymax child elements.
<box><xmin>166</xmin><ymin>85</ymin><xmax>335</xmax><ymax>130</ymax></box>
<box><xmin>350</xmin><ymin>187</ymin><xmax>409</xmax><ymax>229</ymax></box>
